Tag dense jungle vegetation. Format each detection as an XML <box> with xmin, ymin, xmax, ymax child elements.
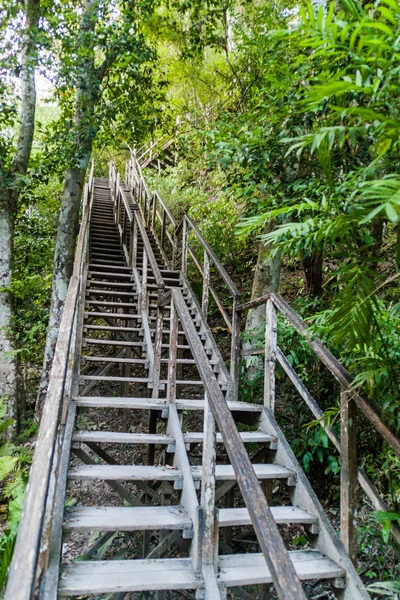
<box><xmin>0</xmin><ymin>0</ymin><xmax>399</xmax><ymax>595</ymax></box>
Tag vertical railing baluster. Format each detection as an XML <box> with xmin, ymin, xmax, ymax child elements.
<box><xmin>152</xmin><ymin>193</ymin><xmax>157</xmax><ymax>230</ymax></box>
<box><xmin>161</xmin><ymin>206</ymin><xmax>166</xmax><ymax>251</ymax></box>
<box><xmin>264</xmin><ymin>298</ymin><xmax>277</xmax><ymax>412</ymax></box>
<box><xmin>341</xmin><ymin>389</ymin><xmax>358</xmax><ymax>565</ymax></box>
<box><xmin>141</xmin><ymin>249</ymin><xmax>148</xmax><ymax>313</ymax></box>
<box><xmin>131</xmin><ymin>217</ymin><xmax>138</xmax><ymax>268</ymax></box>
<box><xmin>182</xmin><ymin>219</ymin><xmax>188</xmax><ymax>276</ymax></box>
<box><xmin>167</xmin><ymin>301</ymin><xmax>178</xmax><ymax>403</ymax></box>
<box><xmin>230</xmin><ymin>297</ymin><xmax>241</xmax><ymax>402</ymax></box>
<box><xmin>200</xmin><ymin>394</ymin><xmax>218</xmax><ymax>568</ymax></box>
<box><xmin>202</xmin><ymin>250</ymin><xmax>210</xmax><ymax>320</ymax></box>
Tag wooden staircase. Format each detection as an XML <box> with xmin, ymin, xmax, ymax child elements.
<box><xmin>8</xmin><ymin>163</ymin><xmax>385</xmax><ymax>600</ymax></box>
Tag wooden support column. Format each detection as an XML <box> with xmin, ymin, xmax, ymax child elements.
<box><xmin>161</xmin><ymin>207</ymin><xmax>167</xmax><ymax>252</ymax></box>
<box><xmin>167</xmin><ymin>302</ymin><xmax>178</xmax><ymax>404</ymax></box>
<box><xmin>200</xmin><ymin>394</ymin><xmax>218</xmax><ymax>567</ymax></box>
<box><xmin>341</xmin><ymin>390</ymin><xmax>358</xmax><ymax>566</ymax></box>
<box><xmin>131</xmin><ymin>217</ymin><xmax>138</xmax><ymax>268</ymax></box>
<box><xmin>264</xmin><ymin>298</ymin><xmax>277</xmax><ymax>412</ymax></box>
<box><xmin>152</xmin><ymin>193</ymin><xmax>157</xmax><ymax>230</ymax></box>
<box><xmin>141</xmin><ymin>250</ymin><xmax>148</xmax><ymax>313</ymax></box>
<box><xmin>181</xmin><ymin>219</ymin><xmax>188</xmax><ymax>276</ymax></box>
<box><xmin>202</xmin><ymin>250</ymin><xmax>210</xmax><ymax>320</ymax></box>
<box><xmin>230</xmin><ymin>297</ymin><xmax>241</xmax><ymax>402</ymax></box>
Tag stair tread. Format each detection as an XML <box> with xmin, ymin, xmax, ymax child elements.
<box><xmin>218</xmin><ymin>551</ymin><xmax>345</xmax><ymax>586</ymax></box>
<box><xmin>184</xmin><ymin>431</ymin><xmax>275</xmax><ymax>444</ymax></box>
<box><xmin>73</xmin><ymin>431</ymin><xmax>173</xmax><ymax>444</ymax></box>
<box><xmin>74</xmin><ymin>396</ymin><xmax>263</xmax><ymax>412</ymax></box>
<box><xmin>58</xmin><ymin>557</ymin><xmax>198</xmax><ymax>595</ymax></box>
<box><xmin>63</xmin><ymin>505</ymin><xmax>191</xmax><ymax>531</ymax></box>
<box><xmin>68</xmin><ymin>463</ymin><xmax>293</xmax><ymax>481</ymax></box>
<box><xmin>58</xmin><ymin>551</ymin><xmax>344</xmax><ymax>595</ymax></box>
<box><xmin>219</xmin><ymin>505</ymin><xmax>317</xmax><ymax>526</ymax></box>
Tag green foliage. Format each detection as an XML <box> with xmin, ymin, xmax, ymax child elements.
<box><xmin>0</xmin><ymin>401</ymin><xmax>31</xmax><ymax>593</ymax></box>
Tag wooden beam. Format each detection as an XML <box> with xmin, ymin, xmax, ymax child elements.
<box><xmin>341</xmin><ymin>391</ymin><xmax>358</xmax><ymax>565</ymax></box>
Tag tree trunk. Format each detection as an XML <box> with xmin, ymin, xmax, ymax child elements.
<box><xmin>36</xmin><ymin>0</ymin><xmax>99</xmax><ymax>414</ymax></box>
<box><xmin>303</xmin><ymin>248</ymin><xmax>323</xmax><ymax>297</ymax></box>
<box><xmin>36</xmin><ymin>159</ymin><xmax>90</xmax><ymax>412</ymax></box>
<box><xmin>0</xmin><ymin>0</ymin><xmax>40</xmax><ymax>436</ymax></box>
<box><xmin>245</xmin><ymin>233</ymin><xmax>281</xmax><ymax>333</ymax></box>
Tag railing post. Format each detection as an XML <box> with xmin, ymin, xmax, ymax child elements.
<box><xmin>200</xmin><ymin>394</ymin><xmax>218</xmax><ymax>568</ymax></box>
<box><xmin>152</xmin><ymin>304</ymin><xmax>164</xmax><ymax>399</ymax></box>
<box><xmin>341</xmin><ymin>389</ymin><xmax>358</xmax><ymax>566</ymax></box>
<box><xmin>202</xmin><ymin>250</ymin><xmax>210</xmax><ymax>321</ymax></box>
<box><xmin>161</xmin><ymin>206</ymin><xmax>167</xmax><ymax>251</ymax></box>
<box><xmin>182</xmin><ymin>218</ymin><xmax>188</xmax><ymax>276</ymax></box>
<box><xmin>141</xmin><ymin>250</ymin><xmax>148</xmax><ymax>313</ymax></box>
<box><xmin>264</xmin><ymin>298</ymin><xmax>277</xmax><ymax>412</ymax></box>
<box><xmin>131</xmin><ymin>217</ymin><xmax>138</xmax><ymax>268</ymax></box>
<box><xmin>167</xmin><ymin>301</ymin><xmax>178</xmax><ymax>403</ymax></box>
<box><xmin>230</xmin><ymin>297</ymin><xmax>241</xmax><ymax>402</ymax></box>
<box><xmin>151</xmin><ymin>192</ymin><xmax>157</xmax><ymax>230</ymax></box>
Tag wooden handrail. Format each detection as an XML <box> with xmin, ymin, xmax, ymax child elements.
<box><xmin>171</xmin><ymin>288</ymin><xmax>306</xmax><ymax>600</ymax></box>
<box><xmin>5</xmin><ymin>168</ymin><xmax>94</xmax><ymax>600</ymax></box>
<box><xmin>238</xmin><ymin>291</ymin><xmax>400</xmax><ymax>550</ymax></box>
<box><xmin>270</xmin><ymin>292</ymin><xmax>400</xmax><ymax>458</ymax></box>
<box><xmin>185</xmin><ymin>216</ymin><xmax>240</xmax><ymax>300</ymax></box>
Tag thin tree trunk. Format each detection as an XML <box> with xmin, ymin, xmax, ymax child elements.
<box><xmin>244</xmin><ymin>224</ymin><xmax>281</xmax><ymax>380</ymax></box>
<box><xmin>0</xmin><ymin>0</ymin><xmax>40</xmax><ymax>436</ymax></box>
<box><xmin>303</xmin><ymin>248</ymin><xmax>323</xmax><ymax>297</ymax></box>
<box><xmin>36</xmin><ymin>158</ymin><xmax>90</xmax><ymax>411</ymax></box>
<box><xmin>245</xmin><ymin>228</ymin><xmax>281</xmax><ymax>333</ymax></box>
<box><xmin>36</xmin><ymin>0</ymin><xmax>99</xmax><ymax>414</ymax></box>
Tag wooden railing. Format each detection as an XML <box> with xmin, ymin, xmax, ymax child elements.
<box><xmin>109</xmin><ymin>161</ymin><xmax>169</xmax><ymax>374</ymax></box>
<box><xmin>5</xmin><ymin>162</ymin><xmax>95</xmax><ymax>600</ymax></box>
<box><xmin>238</xmin><ymin>292</ymin><xmax>400</xmax><ymax>556</ymax></box>
<box><xmin>136</xmin><ymin>134</ymin><xmax>175</xmax><ymax>170</ymax></box>
<box><xmin>157</xmin><ymin>288</ymin><xmax>307</xmax><ymax>600</ymax></box>
<box><xmin>126</xmin><ymin>153</ymin><xmax>242</xmax><ymax>400</ymax></box>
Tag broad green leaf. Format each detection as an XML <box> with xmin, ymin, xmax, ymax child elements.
<box><xmin>0</xmin><ymin>457</ymin><xmax>18</xmax><ymax>481</ymax></box>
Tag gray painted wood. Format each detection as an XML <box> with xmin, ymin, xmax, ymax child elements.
<box><xmin>64</xmin><ymin>506</ymin><xmax>191</xmax><ymax>532</ymax></box>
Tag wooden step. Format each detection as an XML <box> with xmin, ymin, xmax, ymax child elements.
<box><xmin>89</xmin><ymin>271</ymin><xmax>132</xmax><ymax>279</ymax></box>
<box><xmin>84</xmin><ymin>312</ymin><xmax>141</xmax><ymax>319</ymax></box>
<box><xmin>219</xmin><ymin>506</ymin><xmax>318</xmax><ymax>527</ymax></box>
<box><xmin>86</xmin><ymin>281</ymin><xmax>135</xmax><ymax>288</ymax></box>
<box><xmin>83</xmin><ymin>339</ymin><xmax>142</xmax><ymax>347</ymax></box>
<box><xmin>218</xmin><ymin>551</ymin><xmax>345</xmax><ymax>587</ymax></box>
<box><xmin>83</xmin><ymin>325</ymin><xmax>141</xmax><ymax>332</ymax></box>
<box><xmin>184</xmin><ymin>432</ymin><xmax>275</xmax><ymax>445</ymax></box>
<box><xmin>68</xmin><ymin>465</ymin><xmax>183</xmax><ymax>482</ymax></box>
<box><xmin>86</xmin><ymin>300</ymin><xmax>137</xmax><ymax>308</ymax></box>
<box><xmin>59</xmin><ymin>558</ymin><xmax>198</xmax><ymax>596</ymax></box>
<box><xmin>89</xmin><ymin>263</ymin><xmax>131</xmax><ymax>271</ymax></box>
<box><xmin>73</xmin><ymin>431</ymin><xmax>173</xmax><ymax>445</ymax></box>
<box><xmin>63</xmin><ymin>506</ymin><xmax>191</xmax><ymax>532</ymax></box>
<box><xmin>79</xmin><ymin>375</ymin><xmax>150</xmax><ymax>383</ymax></box>
<box><xmin>63</xmin><ymin>505</ymin><xmax>316</xmax><ymax>532</ymax></box>
<box><xmin>74</xmin><ymin>396</ymin><xmax>263</xmax><ymax>413</ymax></box>
<box><xmin>58</xmin><ymin>551</ymin><xmax>344</xmax><ymax>596</ymax></box>
<box><xmin>82</xmin><ymin>356</ymin><xmax>146</xmax><ymax>364</ymax></box>
<box><xmin>86</xmin><ymin>290</ymin><xmax>137</xmax><ymax>297</ymax></box>
<box><xmin>68</xmin><ymin>463</ymin><xmax>294</xmax><ymax>483</ymax></box>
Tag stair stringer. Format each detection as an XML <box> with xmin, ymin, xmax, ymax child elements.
<box><xmin>180</xmin><ymin>276</ymin><xmax>232</xmax><ymax>399</ymax></box>
<box><xmin>259</xmin><ymin>409</ymin><xmax>370</xmax><ymax>600</ymax></box>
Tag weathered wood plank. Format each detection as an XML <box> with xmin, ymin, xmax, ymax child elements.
<box><xmin>341</xmin><ymin>391</ymin><xmax>358</xmax><ymax>565</ymax></box>
<box><xmin>171</xmin><ymin>288</ymin><xmax>306</xmax><ymax>600</ymax></box>
<box><xmin>218</xmin><ymin>551</ymin><xmax>345</xmax><ymax>587</ymax></box>
<box><xmin>271</xmin><ymin>292</ymin><xmax>400</xmax><ymax>458</ymax></box>
<box><xmin>64</xmin><ymin>506</ymin><xmax>191</xmax><ymax>532</ymax></box>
